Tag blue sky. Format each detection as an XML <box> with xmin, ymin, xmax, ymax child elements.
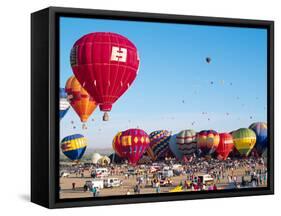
<box><xmin>59</xmin><ymin>17</ymin><xmax>267</xmax><ymax>149</ymax></box>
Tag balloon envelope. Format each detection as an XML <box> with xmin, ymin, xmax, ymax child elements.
<box><xmin>249</xmin><ymin>122</ymin><xmax>267</xmax><ymax>155</ymax></box>
<box><xmin>92</xmin><ymin>153</ymin><xmax>102</xmax><ymax>164</ymax></box>
<box><xmin>61</xmin><ymin>134</ymin><xmax>87</xmax><ymax>161</ymax></box>
<box><xmin>216</xmin><ymin>133</ymin><xmax>234</xmax><ymax>160</ymax></box>
<box><xmin>70</xmin><ymin>32</ymin><xmax>140</xmax><ymax>114</ymax></box>
<box><xmin>176</xmin><ymin>129</ymin><xmax>197</xmax><ymax>158</ymax></box>
<box><xmin>60</xmin><ymin>88</ymin><xmax>70</xmax><ymax>120</ymax></box>
<box><xmin>168</xmin><ymin>134</ymin><xmax>183</xmax><ymax>160</ymax></box>
<box><xmin>197</xmin><ymin>130</ymin><xmax>220</xmax><ymax>155</ymax></box>
<box><xmin>112</xmin><ymin>129</ymin><xmax>150</xmax><ymax>165</ymax></box>
<box><xmin>232</xmin><ymin>128</ymin><xmax>256</xmax><ymax>156</ymax></box>
<box><xmin>147</xmin><ymin>130</ymin><xmax>171</xmax><ymax>161</ymax></box>
<box><xmin>65</xmin><ymin>76</ymin><xmax>97</xmax><ymax>122</ymax></box>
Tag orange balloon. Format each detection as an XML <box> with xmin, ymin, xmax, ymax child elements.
<box><xmin>65</xmin><ymin>76</ymin><xmax>97</xmax><ymax>122</ymax></box>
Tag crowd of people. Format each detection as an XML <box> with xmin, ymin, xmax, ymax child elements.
<box><xmin>60</xmin><ymin>156</ymin><xmax>268</xmax><ymax>197</ymax></box>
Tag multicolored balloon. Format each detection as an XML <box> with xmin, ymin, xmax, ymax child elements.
<box><xmin>70</xmin><ymin>32</ymin><xmax>140</xmax><ymax>121</ymax></box>
<box><xmin>147</xmin><ymin>130</ymin><xmax>172</xmax><ymax>161</ymax></box>
<box><xmin>168</xmin><ymin>134</ymin><xmax>183</xmax><ymax>160</ymax></box>
<box><xmin>249</xmin><ymin>122</ymin><xmax>268</xmax><ymax>155</ymax></box>
<box><xmin>197</xmin><ymin>130</ymin><xmax>220</xmax><ymax>155</ymax></box>
<box><xmin>232</xmin><ymin>128</ymin><xmax>256</xmax><ymax>156</ymax></box>
<box><xmin>59</xmin><ymin>88</ymin><xmax>70</xmax><ymax>120</ymax></box>
<box><xmin>176</xmin><ymin>130</ymin><xmax>197</xmax><ymax>158</ymax></box>
<box><xmin>112</xmin><ymin>129</ymin><xmax>150</xmax><ymax>165</ymax></box>
<box><xmin>61</xmin><ymin>134</ymin><xmax>87</xmax><ymax>161</ymax></box>
<box><xmin>65</xmin><ymin>76</ymin><xmax>97</xmax><ymax>123</ymax></box>
<box><xmin>216</xmin><ymin>133</ymin><xmax>234</xmax><ymax>160</ymax></box>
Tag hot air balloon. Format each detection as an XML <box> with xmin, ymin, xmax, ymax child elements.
<box><xmin>112</xmin><ymin>129</ymin><xmax>150</xmax><ymax>165</ymax></box>
<box><xmin>168</xmin><ymin>134</ymin><xmax>184</xmax><ymax>160</ymax></box>
<box><xmin>65</xmin><ymin>76</ymin><xmax>97</xmax><ymax>124</ymax></box>
<box><xmin>61</xmin><ymin>134</ymin><xmax>87</xmax><ymax>161</ymax></box>
<box><xmin>146</xmin><ymin>130</ymin><xmax>171</xmax><ymax>161</ymax></box>
<box><xmin>92</xmin><ymin>152</ymin><xmax>102</xmax><ymax>164</ymax></box>
<box><xmin>216</xmin><ymin>133</ymin><xmax>234</xmax><ymax>160</ymax></box>
<box><xmin>60</xmin><ymin>88</ymin><xmax>70</xmax><ymax>120</ymax></box>
<box><xmin>176</xmin><ymin>130</ymin><xmax>197</xmax><ymax>158</ymax></box>
<box><xmin>232</xmin><ymin>128</ymin><xmax>256</xmax><ymax>156</ymax></box>
<box><xmin>249</xmin><ymin>122</ymin><xmax>268</xmax><ymax>155</ymax></box>
<box><xmin>70</xmin><ymin>32</ymin><xmax>140</xmax><ymax>121</ymax></box>
<box><xmin>109</xmin><ymin>153</ymin><xmax>123</xmax><ymax>164</ymax></box>
<box><xmin>97</xmin><ymin>156</ymin><xmax>111</xmax><ymax>166</ymax></box>
<box><xmin>197</xmin><ymin>130</ymin><xmax>220</xmax><ymax>155</ymax></box>
<box><xmin>112</xmin><ymin>131</ymin><xmax>123</xmax><ymax>157</ymax></box>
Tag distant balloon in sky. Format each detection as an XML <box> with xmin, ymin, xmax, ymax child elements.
<box><xmin>59</xmin><ymin>88</ymin><xmax>70</xmax><ymax>120</ymax></box>
<box><xmin>206</xmin><ymin>57</ymin><xmax>211</xmax><ymax>63</ymax></box>
<box><xmin>70</xmin><ymin>32</ymin><xmax>140</xmax><ymax>121</ymax></box>
<box><xmin>65</xmin><ymin>76</ymin><xmax>97</xmax><ymax>123</ymax></box>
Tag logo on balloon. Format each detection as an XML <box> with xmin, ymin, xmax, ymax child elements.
<box><xmin>111</xmin><ymin>46</ymin><xmax>127</xmax><ymax>62</ymax></box>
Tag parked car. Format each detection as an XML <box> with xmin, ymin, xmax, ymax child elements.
<box><xmin>85</xmin><ymin>179</ymin><xmax>104</xmax><ymax>190</ymax></box>
<box><xmin>91</xmin><ymin>168</ymin><xmax>109</xmax><ymax>178</ymax></box>
<box><xmin>158</xmin><ymin>169</ymin><xmax>174</xmax><ymax>178</ymax></box>
<box><xmin>103</xmin><ymin>178</ymin><xmax>123</xmax><ymax>188</ymax></box>
<box><xmin>193</xmin><ymin>174</ymin><xmax>214</xmax><ymax>185</ymax></box>
<box><xmin>127</xmin><ymin>168</ymin><xmax>137</xmax><ymax>176</ymax></box>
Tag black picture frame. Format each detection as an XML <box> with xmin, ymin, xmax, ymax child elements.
<box><xmin>31</xmin><ymin>6</ymin><xmax>274</xmax><ymax>208</ymax></box>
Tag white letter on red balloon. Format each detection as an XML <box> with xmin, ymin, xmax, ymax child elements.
<box><xmin>111</xmin><ymin>46</ymin><xmax>127</xmax><ymax>62</ymax></box>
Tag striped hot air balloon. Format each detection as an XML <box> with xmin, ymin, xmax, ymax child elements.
<box><xmin>197</xmin><ymin>130</ymin><xmax>220</xmax><ymax>155</ymax></box>
<box><xmin>249</xmin><ymin>122</ymin><xmax>268</xmax><ymax>155</ymax></box>
<box><xmin>61</xmin><ymin>134</ymin><xmax>87</xmax><ymax>161</ymax></box>
<box><xmin>147</xmin><ymin>130</ymin><xmax>171</xmax><ymax>161</ymax></box>
<box><xmin>216</xmin><ymin>133</ymin><xmax>234</xmax><ymax>160</ymax></box>
<box><xmin>232</xmin><ymin>128</ymin><xmax>256</xmax><ymax>156</ymax></box>
<box><xmin>112</xmin><ymin>129</ymin><xmax>150</xmax><ymax>165</ymax></box>
<box><xmin>59</xmin><ymin>88</ymin><xmax>70</xmax><ymax>120</ymax></box>
<box><xmin>176</xmin><ymin>130</ymin><xmax>197</xmax><ymax>158</ymax></box>
<box><xmin>65</xmin><ymin>76</ymin><xmax>97</xmax><ymax>123</ymax></box>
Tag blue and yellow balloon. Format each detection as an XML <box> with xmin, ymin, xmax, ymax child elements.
<box><xmin>61</xmin><ymin>134</ymin><xmax>87</xmax><ymax>161</ymax></box>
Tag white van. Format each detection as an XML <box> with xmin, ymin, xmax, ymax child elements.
<box><xmin>198</xmin><ymin>174</ymin><xmax>214</xmax><ymax>185</ymax></box>
<box><xmin>85</xmin><ymin>179</ymin><xmax>104</xmax><ymax>189</ymax></box>
<box><xmin>103</xmin><ymin>178</ymin><xmax>122</xmax><ymax>188</ymax></box>
<box><xmin>92</xmin><ymin>168</ymin><xmax>109</xmax><ymax>178</ymax></box>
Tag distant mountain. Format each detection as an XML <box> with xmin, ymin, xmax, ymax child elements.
<box><xmin>85</xmin><ymin>147</ymin><xmax>114</xmax><ymax>156</ymax></box>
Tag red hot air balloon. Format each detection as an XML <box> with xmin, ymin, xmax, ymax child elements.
<box><xmin>112</xmin><ymin>129</ymin><xmax>150</xmax><ymax>165</ymax></box>
<box><xmin>70</xmin><ymin>32</ymin><xmax>140</xmax><ymax>121</ymax></box>
<box><xmin>216</xmin><ymin>133</ymin><xmax>234</xmax><ymax>160</ymax></box>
